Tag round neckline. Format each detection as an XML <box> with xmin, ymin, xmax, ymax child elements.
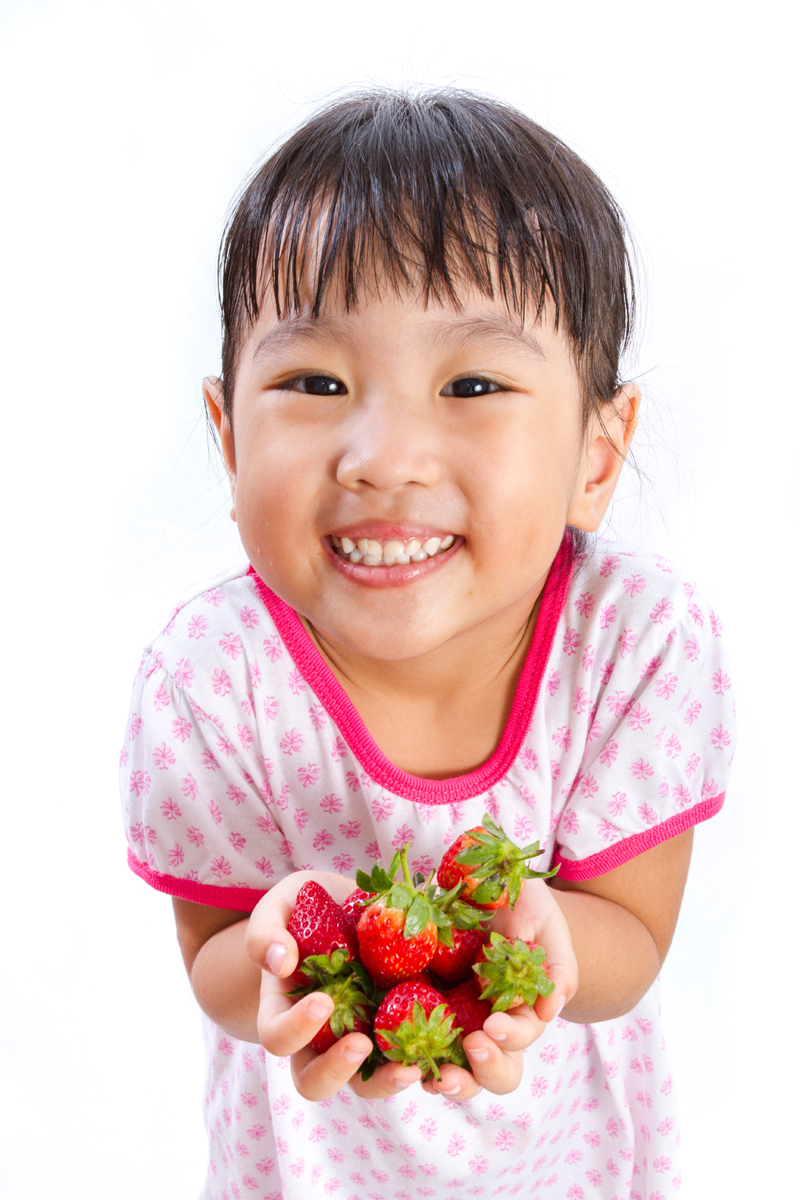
<box><xmin>249</xmin><ymin>532</ymin><xmax>574</xmax><ymax>804</ymax></box>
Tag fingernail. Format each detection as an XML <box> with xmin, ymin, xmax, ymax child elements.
<box><xmin>556</xmin><ymin>995</ymin><xmax>567</xmax><ymax>1016</ymax></box>
<box><xmin>265</xmin><ymin>943</ymin><xmax>287</xmax><ymax>974</ymax></box>
<box><xmin>489</xmin><ymin>1031</ymin><xmax>507</xmax><ymax>1043</ymax></box>
<box><xmin>468</xmin><ymin>1047</ymin><xmax>489</xmax><ymax>1063</ymax></box>
<box><xmin>343</xmin><ymin>1043</ymin><xmax>367</xmax><ymax>1064</ymax></box>
<box><xmin>438</xmin><ymin>1083</ymin><xmax>461</xmax><ymax>1095</ymax></box>
<box><xmin>308</xmin><ymin>996</ymin><xmax>333</xmax><ymax>1021</ymax></box>
<box><xmin>393</xmin><ymin>1079</ymin><xmax>413</xmax><ymax>1089</ymax></box>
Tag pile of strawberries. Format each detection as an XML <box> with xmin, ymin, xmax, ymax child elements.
<box><xmin>286</xmin><ymin>815</ymin><xmax>558</xmax><ymax>1080</ymax></box>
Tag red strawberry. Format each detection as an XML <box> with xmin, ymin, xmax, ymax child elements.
<box><xmin>341</xmin><ymin>887</ymin><xmax>376</xmax><ymax>919</ymax></box>
<box><xmin>429</xmin><ymin>926</ymin><xmax>487</xmax><ymax>987</ymax></box>
<box><xmin>357</xmin><ymin>898</ymin><xmax>437</xmax><ymax>988</ymax></box>
<box><xmin>287</xmin><ymin>881</ymin><xmax>358</xmax><ymax>985</ymax></box>
<box><xmin>296</xmin><ymin>952</ymin><xmax>376</xmax><ymax>1054</ymax></box>
<box><xmin>355</xmin><ymin>847</ymin><xmax>448</xmax><ymax>988</ymax></box>
<box><xmin>472</xmin><ymin>932</ymin><xmax>555</xmax><ymax>1012</ymax></box>
<box><xmin>374</xmin><ymin>980</ymin><xmax>467</xmax><ymax>1080</ymax></box>
<box><xmin>442</xmin><ymin>978</ymin><xmax>493</xmax><ymax>1036</ymax></box>
<box><xmin>438</xmin><ymin>813</ymin><xmax>558</xmax><ymax>910</ymax></box>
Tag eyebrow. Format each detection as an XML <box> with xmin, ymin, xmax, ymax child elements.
<box><xmin>424</xmin><ymin>312</ymin><xmax>547</xmax><ymax>360</ymax></box>
<box><xmin>250</xmin><ymin>309</ymin><xmax>547</xmax><ymax>361</ymax></box>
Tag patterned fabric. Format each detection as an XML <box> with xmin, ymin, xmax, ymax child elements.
<box><xmin>120</xmin><ymin>535</ymin><xmax>735</xmax><ymax>1199</ymax></box>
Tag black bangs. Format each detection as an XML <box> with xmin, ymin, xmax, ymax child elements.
<box><xmin>218</xmin><ymin>88</ymin><xmax>636</xmax><ymax>417</ymax></box>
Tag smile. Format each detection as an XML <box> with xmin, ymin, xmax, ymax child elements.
<box><xmin>330</xmin><ymin>534</ymin><xmax>456</xmax><ymax>567</ymax></box>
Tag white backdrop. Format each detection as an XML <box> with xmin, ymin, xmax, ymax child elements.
<box><xmin>1</xmin><ymin>0</ymin><xmax>797</xmax><ymax>1196</ymax></box>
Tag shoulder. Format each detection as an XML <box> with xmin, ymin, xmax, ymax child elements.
<box><xmin>141</xmin><ymin>563</ymin><xmax>273</xmax><ymax>672</ymax></box>
<box><xmin>565</xmin><ymin>538</ymin><xmax>723</xmax><ymax>642</ymax></box>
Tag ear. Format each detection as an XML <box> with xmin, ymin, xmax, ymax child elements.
<box><xmin>566</xmin><ymin>384</ymin><xmax>640</xmax><ymax>532</ymax></box>
<box><xmin>203</xmin><ymin>376</ymin><xmax>237</xmax><ymax>522</ymax></box>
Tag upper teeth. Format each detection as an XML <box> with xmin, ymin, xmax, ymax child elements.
<box><xmin>332</xmin><ymin>534</ymin><xmax>455</xmax><ymax>566</ymax></box>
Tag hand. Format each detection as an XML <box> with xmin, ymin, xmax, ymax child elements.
<box><xmin>245</xmin><ymin>872</ymin><xmax>577</xmax><ymax>1105</ymax></box>
<box><xmin>244</xmin><ymin>870</ymin><xmax>424</xmax><ymax>1102</ymax></box>
<box><xmin>419</xmin><ymin>878</ymin><xmax>578</xmax><ymax>1103</ymax></box>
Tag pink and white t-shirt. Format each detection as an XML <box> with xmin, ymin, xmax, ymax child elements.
<box><xmin>120</xmin><ymin>534</ymin><xmax>735</xmax><ymax>1200</ymax></box>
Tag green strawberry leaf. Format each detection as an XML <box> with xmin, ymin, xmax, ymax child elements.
<box><xmin>436</xmin><ymin>924</ymin><xmax>455</xmax><ymax>948</ymax></box>
<box><xmin>455</xmin><ymin>845</ymin><xmax>493</xmax><ymax>866</ymax></box>
<box><xmin>470</xmin><ymin>877</ymin><xmax>503</xmax><ymax>905</ymax></box>
<box><xmin>387</xmin><ymin>847</ymin><xmax>404</xmax><ymax>881</ymax></box>
<box><xmin>403</xmin><ymin>893</ymin><xmax>430</xmax><ymax>939</ymax></box>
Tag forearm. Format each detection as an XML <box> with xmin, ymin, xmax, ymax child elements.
<box><xmin>549</xmin><ymin>886</ymin><xmax>662</xmax><ymax>1023</ymax></box>
<box><xmin>189</xmin><ymin>917</ymin><xmax>262</xmax><ymax>1043</ymax></box>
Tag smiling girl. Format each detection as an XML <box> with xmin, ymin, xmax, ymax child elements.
<box><xmin>120</xmin><ymin>89</ymin><xmax>735</xmax><ymax>1199</ymax></box>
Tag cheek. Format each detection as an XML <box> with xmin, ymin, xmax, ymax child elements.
<box><xmin>463</xmin><ymin>428</ymin><xmax>580</xmax><ymax>540</ymax></box>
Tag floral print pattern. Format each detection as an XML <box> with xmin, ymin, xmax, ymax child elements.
<box><xmin>120</xmin><ymin>539</ymin><xmax>735</xmax><ymax>1199</ymax></box>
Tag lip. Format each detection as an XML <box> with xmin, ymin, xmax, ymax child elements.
<box><xmin>328</xmin><ymin>521</ymin><xmax>458</xmax><ymax>542</ymax></box>
<box><xmin>323</xmin><ymin>536</ymin><xmax>463</xmax><ymax>588</ymax></box>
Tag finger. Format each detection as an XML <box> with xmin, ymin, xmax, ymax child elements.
<box><xmin>291</xmin><ymin>1032</ymin><xmax>375</xmax><ymax>1102</ymax></box>
<box><xmin>535</xmin><ymin>965</ymin><xmax>572</xmax><ymax>1023</ymax></box>
<box><xmin>423</xmin><ymin>1062</ymin><xmax>484</xmax><ymax>1102</ymax></box>
<box><xmin>257</xmin><ymin>988</ymin><xmax>335</xmax><ymax>1057</ymax></box>
<box><xmin>459</xmin><ymin>1032</ymin><xmax>524</xmax><ymax>1095</ymax></box>
<box><xmin>348</xmin><ymin>1061</ymin><xmax>423</xmax><ymax>1100</ymax></box>
<box><xmin>482</xmin><ymin>1003</ymin><xmax>547</xmax><ymax>1053</ymax></box>
<box><xmin>493</xmin><ymin>880</ymin><xmax>579</xmax><ymax>1018</ymax></box>
<box><xmin>244</xmin><ymin>870</ymin><xmax>357</xmax><ymax>977</ymax></box>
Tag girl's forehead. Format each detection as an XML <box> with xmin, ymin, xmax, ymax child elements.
<box><xmin>246</xmin><ymin>285</ymin><xmax>562</xmax><ymax>361</ymax></box>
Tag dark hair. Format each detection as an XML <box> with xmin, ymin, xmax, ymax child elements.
<box><xmin>218</xmin><ymin>87</ymin><xmax>636</xmax><ymax>429</ymax></box>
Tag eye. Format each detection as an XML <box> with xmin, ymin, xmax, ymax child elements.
<box><xmin>287</xmin><ymin>374</ymin><xmax>347</xmax><ymax>396</ymax></box>
<box><xmin>442</xmin><ymin>376</ymin><xmax>503</xmax><ymax>398</ymax></box>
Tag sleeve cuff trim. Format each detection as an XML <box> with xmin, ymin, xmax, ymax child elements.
<box><xmin>553</xmin><ymin>792</ymin><xmax>726</xmax><ymax>881</ymax></box>
<box><xmin>127</xmin><ymin>849</ymin><xmax>268</xmax><ymax>912</ymax></box>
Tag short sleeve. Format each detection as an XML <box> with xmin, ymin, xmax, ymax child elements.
<box><xmin>119</xmin><ymin>649</ymin><xmax>290</xmax><ymax>911</ymax></box>
<box><xmin>553</xmin><ymin>585</ymin><xmax>735</xmax><ymax>881</ymax></box>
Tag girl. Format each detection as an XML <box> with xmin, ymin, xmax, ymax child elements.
<box><xmin>120</xmin><ymin>89</ymin><xmax>735</xmax><ymax>1200</ymax></box>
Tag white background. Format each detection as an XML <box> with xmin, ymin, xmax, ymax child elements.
<box><xmin>1</xmin><ymin>0</ymin><xmax>797</xmax><ymax>1196</ymax></box>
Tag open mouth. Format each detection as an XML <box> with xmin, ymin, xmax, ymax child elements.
<box><xmin>330</xmin><ymin>534</ymin><xmax>456</xmax><ymax>567</ymax></box>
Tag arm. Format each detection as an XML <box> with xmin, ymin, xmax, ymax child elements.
<box><xmin>173</xmin><ymin>830</ymin><xmax>691</xmax><ymax>1101</ymax></box>
<box><xmin>173</xmin><ymin>899</ymin><xmax>261</xmax><ymax>1043</ymax></box>
<box><xmin>548</xmin><ymin>826</ymin><xmax>694</xmax><ymax>1022</ymax></box>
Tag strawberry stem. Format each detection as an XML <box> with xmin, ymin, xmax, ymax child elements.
<box><xmin>399</xmin><ymin>844</ymin><xmax>413</xmax><ymax>887</ymax></box>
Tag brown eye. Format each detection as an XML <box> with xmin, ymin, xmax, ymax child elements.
<box><xmin>444</xmin><ymin>377</ymin><xmax>501</xmax><ymax>398</ymax></box>
<box><xmin>294</xmin><ymin>374</ymin><xmax>346</xmax><ymax>396</ymax></box>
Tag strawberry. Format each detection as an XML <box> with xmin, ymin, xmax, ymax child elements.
<box><xmin>438</xmin><ymin>813</ymin><xmax>558</xmax><ymax>909</ymax></box>
<box><xmin>429</xmin><ymin>926</ymin><xmax>488</xmax><ymax>987</ymax></box>
<box><xmin>374</xmin><ymin>979</ymin><xmax>468</xmax><ymax>1080</ymax></box>
<box><xmin>427</xmin><ymin>885</ymin><xmax>493</xmax><ymax>986</ymax></box>
<box><xmin>442</xmin><ymin>978</ymin><xmax>493</xmax><ymax>1036</ymax></box>
<box><xmin>341</xmin><ymin>887</ymin><xmax>376</xmax><ymax>919</ymax></box>
<box><xmin>472</xmin><ymin>931</ymin><xmax>555</xmax><ymax>1012</ymax></box>
<box><xmin>291</xmin><ymin>950</ymin><xmax>376</xmax><ymax>1053</ymax></box>
<box><xmin>287</xmin><ymin>881</ymin><xmax>358</xmax><ymax>985</ymax></box>
<box><xmin>355</xmin><ymin>846</ymin><xmax>453</xmax><ymax>988</ymax></box>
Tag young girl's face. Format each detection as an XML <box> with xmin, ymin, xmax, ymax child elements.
<box><xmin>206</xmin><ymin>283</ymin><xmax>635</xmax><ymax>665</ymax></box>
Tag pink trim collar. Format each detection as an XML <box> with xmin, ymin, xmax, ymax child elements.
<box><xmin>249</xmin><ymin>532</ymin><xmax>574</xmax><ymax>805</ymax></box>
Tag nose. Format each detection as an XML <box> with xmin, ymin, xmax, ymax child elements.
<box><xmin>335</xmin><ymin>395</ymin><xmax>443</xmax><ymax>492</ymax></box>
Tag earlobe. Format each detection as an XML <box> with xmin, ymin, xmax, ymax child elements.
<box><xmin>203</xmin><ymin>376</ymin><xmax>238</xmax><ymax>522</ymax></box>
<box><xmin>566</xmin><ymin>385</ymin><xmax>640</xmax><ymax>533</ymax></box>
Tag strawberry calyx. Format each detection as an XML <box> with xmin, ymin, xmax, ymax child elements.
<box><xmin>432</xmin><ymin>887</ymin><xmax>494</xmax><ymax>950</ymax></box>
<box><xmin>472</xmin><ymin>931</ymin><xmax>555</xmax><ymax>1012</ymax></box>
<box><xmin>375</xmin><ymin>995</ymin><xmax>468</xmax><ymax>1080</ymax></box>
<box><xmin>289</xmin><ymin>950</ymin><xmax>377</xmax><ymax>1049</ymax></box>
<box><xmin>442</xmin><ymin>814</ymin><xmax>560</xmax><ymax>909</ymax></box>
<box><xmin>356</xmin><ymin>845</ymin><xmax>458</xmax><ymax>941</ymax></box>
